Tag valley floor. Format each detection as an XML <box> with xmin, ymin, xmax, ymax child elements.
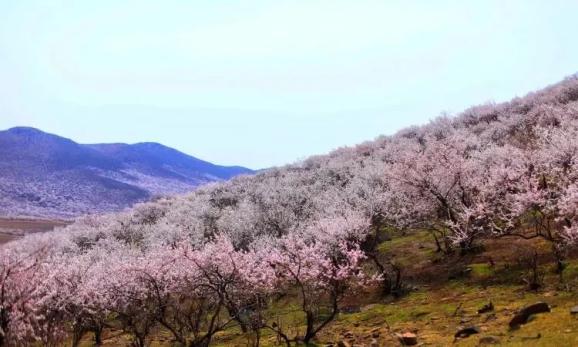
<box><xmin>0</xmin><ymin>217</ymin><xmax>69</xmax><ymax>244</ymax></box>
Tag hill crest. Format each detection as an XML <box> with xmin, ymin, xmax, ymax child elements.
<box><xmin>0</xmin><ymin>127</ymin><xmax>253</xmax><ymax>218</ymax></box>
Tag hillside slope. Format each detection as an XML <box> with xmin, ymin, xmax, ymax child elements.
<box><xmin>2</xmin><ymin>75</ymin><xmax>578</xmax><ymax>346</ymax></box>
<box><xmin>0</xmin><ymin>127</ymin><xmax>253</xmax><ymax>218</ymax></box>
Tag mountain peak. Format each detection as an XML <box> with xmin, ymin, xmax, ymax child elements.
<box><xmin>6</xmin><ymin>126</ymin><xmax>45</xmax><ymax>135</ymax></box>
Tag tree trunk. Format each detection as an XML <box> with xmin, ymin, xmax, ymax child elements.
<box><xmin>93</xmin><ymin>325</ymin><xmax>104</xmax><ymax>345</ymax></box>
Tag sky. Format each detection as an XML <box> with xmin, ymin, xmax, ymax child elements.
<box><xmin>0</xmin><ymin>1</ymin><xmax>577</xmax><ymax>169</ymax></box>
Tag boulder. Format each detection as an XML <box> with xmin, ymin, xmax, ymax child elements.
<box><xmin>570</xmin><ymin>306</ymin><xmax>578</xmax><ymax>315</ymax></box>
<box><xmin>396</xmin><ymin>332</ymin><xmax>418</xmax><ymax>345</ymax></box>
<box><xmin>478</xmin><ymin>302</ymin><xmax>494</xmax><ymax>314</ymax></box>
<box><xmin>509</xmin><ymin>302</ymin><xmax>550</xmax><ymax>328</ymax></box>
<box><xmin>454</xmin><ymin>326</ymin><xmax>480</xmax><ymax>338</ymax></box>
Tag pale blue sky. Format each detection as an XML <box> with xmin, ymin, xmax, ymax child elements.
<box><xmin>0</xmin><ymin>1</ymin><xmax>577</xmax><ymax>168</ymax></box>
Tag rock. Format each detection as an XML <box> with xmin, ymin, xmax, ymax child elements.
<box><xmin>396</xmin><ymin>332</ymin><xmax>418</xmax><ymax>345</ymax></box>
<box><xmin>479</xmin><ymin>336</ymin><xmax>501</xmax><ymax>345</ymax></box>
<box><xmin>337</xmin><ymin>341</ymin><xmax>351</xmax><ymax>347</ymax></box>
<box><xmin>509</xmin><ymin>302</ymin><xmax>551</xmax><ymax>328</ymax></box>
<box><xmin>369</xmin><ymin>338</ymin><xmax>379</xmax><ymax>347</ymax></box>
<box><xmin>570</xmin><ymin>306</ymin><xmax>578</xmax><ymax>315</ymax></box>
<box><xmin>478</xmin><ymin>302</ymin><xmax>494</xmax><ymax>314</ymax></box>
<box><xmin>370</xmin><ymin>329</ymin><xmax>380</xmax><ymax>338</ymax></box>
<box><xmin>455</xmin><ymin>326</ymin><xmax>480</xmax><ymax>338</ymax></box>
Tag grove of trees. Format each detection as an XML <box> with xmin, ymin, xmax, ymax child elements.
<box><xmin>1</xmin><ymin>75</ymin><xmax>578</xmax><ymax>346</ymax></box>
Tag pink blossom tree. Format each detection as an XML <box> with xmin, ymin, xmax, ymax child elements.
<box><xmin>0</xmin><ymin>245</ymin><xmax>67</xmax><ymax>346</ymax></box>
<box><xmin>264</xmin><ymin>233</ymin><xmax>376</xmax><ymax>346</ymax></box>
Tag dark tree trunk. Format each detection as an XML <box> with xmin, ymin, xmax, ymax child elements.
<box><xmin>71</xmin><ymin>326</ymin><xmax>87</xmax><ymax>347</ymax></box>
<box><xmin>93</xmin><ymin>325</ymin><xmax>104</xmax><ymax>345</ymax></box>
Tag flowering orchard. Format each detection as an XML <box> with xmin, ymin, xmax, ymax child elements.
<box><xmin>2</xmin><ymin>76</ymin><xmax>578</xmax><ymax>345</ymax></box>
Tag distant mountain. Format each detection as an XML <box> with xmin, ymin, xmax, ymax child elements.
<box><xmin>0</xmin><ymin>127</ymin><xmax>253</xmax><ymax>218</ymax></box>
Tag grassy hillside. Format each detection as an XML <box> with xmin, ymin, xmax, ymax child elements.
<box><xmin>78</xmin><ymin>229</ymin><xmax>578</xmax><ymax>346</ymax></box>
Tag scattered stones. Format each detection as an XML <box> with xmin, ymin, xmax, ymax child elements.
<box><xmin>479</xmin><ymin>335</ymin><xmax>501</xmax><ymax>345</ymax></box>
<box><xmin>509</xmin><ymin>302</ymin><xmax>551</xmax><ymax>328</ymax></box>
<box><xmin>570</xmin><ymin>306</ymin><xmax>578</xmax><ymax>315</ymax></box>
<box><xmin>396</xmin><ymin>332</ymin><xmax>418</xmax><ymax>345</ymax></box>
<box><xmin>478</xmin><ymin>302</ymin><xmax>494</xmax><ymax>314</ymax></box>
<box><xmin>454</xmin><ymin>326</ymin><xmax>480</xmax><ymax>339</ymax></box>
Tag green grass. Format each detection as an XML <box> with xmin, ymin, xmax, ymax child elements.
<box><xmin>82</xmin><ymin>230</ymin><xmax>578</xmax><ymax>346</ymax></box>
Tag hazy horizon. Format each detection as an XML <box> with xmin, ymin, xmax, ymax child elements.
<box><xmin>1</xmin><ymin>1</ymin><xmax>578</xmax><ymax>168</ymax></box>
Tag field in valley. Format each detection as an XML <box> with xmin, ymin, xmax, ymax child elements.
<box><xmin>0</xmin><ymin>218</ymin><xmax>70</xmax><ymax>244</ymax></box>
